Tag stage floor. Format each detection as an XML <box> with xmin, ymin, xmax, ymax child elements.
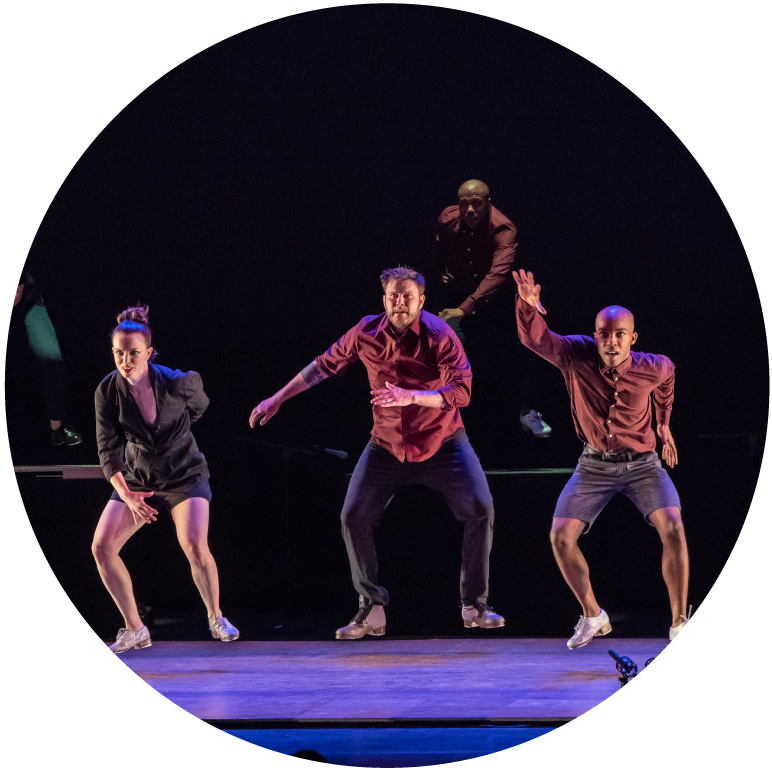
<box><xmin>118</xmin><ymin>637</ymin><xmax>669</xmax><ymax>721</ymax></box>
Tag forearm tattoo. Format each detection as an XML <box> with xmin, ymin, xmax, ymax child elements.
<box><xmin>300</xmin><ymin>362</ymin><xmax>326</xmax><ymax>386</ymax></box>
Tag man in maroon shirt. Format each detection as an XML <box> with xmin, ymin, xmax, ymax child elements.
<box><xmin>434</xmin><ymin>179</ymin><xmax>551</xmax><ymax>440</ymax></box>
<box><xmin>249</xmin><ymin>267</ymin><xmax>504</xmax><ymax>639</ymax></box>
<box><xmin>514</xmin><ymin>269</ymin><xmax>690</xmax><ymax>647</ymax></box>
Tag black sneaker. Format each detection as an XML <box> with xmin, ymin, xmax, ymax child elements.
<box><xmin>51</xmin><ymin>425</ymin><xmax>83</xmax><ymax>446</ymax></box>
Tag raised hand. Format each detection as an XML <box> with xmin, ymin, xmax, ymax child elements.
<box><xmin>512</xmin><ymin>269</ymin><xmax>546</xmax><ymax>314</ymax></box>
<box><xmin>370</xmin><ymin>381</ymin><xmax>414</xmax><ymax>408</ymax></box>
<box><xmin>657</xmin><ymin>424</ymin><xmax>678</xmax><ymax>468</ymax></box>
<box><xmin>122</xmin><ymin>490</ymin><xmax>158</xmax><ymax>525</ymax></box>
<box><xmin>249</xmin><ymin>395</ymin><xmax>281</xmax><ymax>428</ymax></box>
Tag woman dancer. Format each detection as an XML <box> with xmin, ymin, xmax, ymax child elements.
<box><xmin>92</xmin><ymin>306</ymin><xmax>238</xmax><ymax>652</ymax></box>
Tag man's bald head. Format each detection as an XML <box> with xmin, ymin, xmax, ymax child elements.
<box><xmin>593</xmin><ymin>305</ymin><xmax>638</xmax><ymax>369</ymax></box>
<box><xmin>457</xmin><ymin>179</ymin><xmax>491</xmax><ymax>230</ymax></box>
<box><xmin>457</xmin><ymin>179</ymin><xmax>490</xmax><ymax>199</ymax></box>
<box><xmin>595</xmin><ymin>305</ymin><xmax>635</xmax><ymax>332</ymax></box>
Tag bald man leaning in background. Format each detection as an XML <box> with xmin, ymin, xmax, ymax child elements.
<box><xmin>513</xmin><ymin>269</ymin><xmax>690</xmax><ymax>648</ymax></box>
<box><xmin>434</xmin><ymin>180</ymin><xmax>551</xmax><ymax>443</ymax></box>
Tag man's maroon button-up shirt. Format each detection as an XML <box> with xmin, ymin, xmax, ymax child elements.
<box><xmin>314</xmin><ymin>310</ymin><xmax>472</xmax><ymax>463</ymax></box>
<box><xmin>434</xmin><ymin>204</ymin><xmax>518</xmax><ymax>316</ymax></box>
<box><xmin>516</xmin><ymin>299</ymin><xmax>674</xmax><ymax>454</ymax></box>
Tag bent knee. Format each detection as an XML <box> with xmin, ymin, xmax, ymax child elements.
<box><xmin>92</xmin><ymin>539</ymin><xmax>116</xmax><ymax>564</ymax></box>
<box><xmin>651</xmin><ymin>507</ymin><xmax>685</xmax><ymax>538</ymax></box>
<box><xmin>550</xmin><ymin>522</ymin><xmax>582</xmax><ymax>552</ymax></box>
<box><xmin>180</xmin><ymin>539</ymin><xmax>210</xmax><ymax>564</ymax></box>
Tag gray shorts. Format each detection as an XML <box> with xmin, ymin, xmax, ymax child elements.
<box><xmin>554</xmin><ymin>450</ymin><xmax>680</xmax><ymax>533</ymax></box>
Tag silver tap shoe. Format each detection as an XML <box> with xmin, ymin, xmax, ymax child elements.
<box><xmin>462</xmin><ymin>603</ymin><xmax>506</xmax><ymax>629</ymax></box>
<box><xmin>335</xmin><ymin>603</ymin><xmax>386</xmax><ymax>639</ymax></box>
<box><xmin>109</xmin><ymin>625</ymin><xmax>152</xmax><ymax>653</ymax></box>
<box><xmin>210</xmin><ymin>616</ymin><xmax>240</xmax><ymax>641</ymax></box>
<box><xmin>567</xmin><ymin>609</ymin><xmax>612</xmax><ymax>649</ymax></box>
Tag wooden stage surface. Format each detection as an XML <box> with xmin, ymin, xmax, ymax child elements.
<box><xmin>118</xmin><ymin>637</ymin><xmax>669</xmax><ymax>721</ymax></box>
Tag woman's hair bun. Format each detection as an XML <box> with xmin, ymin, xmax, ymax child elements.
<box><xmin>116</xmin><ymin>305</ymin><xmax>150</xmax><ymax>326</ymax></box>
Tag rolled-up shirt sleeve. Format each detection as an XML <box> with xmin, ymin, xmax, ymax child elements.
<box><xmin>184</xmin><ymin>371</ymin><xmax>210</xmax><ymax>425</ymax></box>
<box><xmin>434</xmin><ymin>330</ymin><xmax>472</xmax><ymax>410</ymax></box>
<box><xmin>95</xmin><ymin>383</ymin><xmax>128</xmax><ymax>482</ymax></box>
<box><xmin>314</xmin><ymin>325</ymin><xmax>361</xmax><ymax>376</ymax></box>
<box><xmin>653</xmin><ymin>357</ymin><xmax>675</xmax><ymax>426</ymax></box>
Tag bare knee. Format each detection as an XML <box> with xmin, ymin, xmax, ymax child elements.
<box><xmin>550</xmin><ymin>523</ymin><xmax>581</xmax><ymax>554</ymax></box>
<box><xmin>651</xmin><ymin>507</ymin><xmax>686</xmax><ymax>546</ymax></box>
<box><xmin>180</xmin><ymin>539</ymin><xmax>210</xmax><ymax>566</ymax></box>
<box><xmin>92</xmin><ymin>539</ymin><xmax>117</xmax><ymax>566</ymax></box>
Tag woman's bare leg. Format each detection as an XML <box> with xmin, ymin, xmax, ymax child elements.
<box><xmin>92</xmin><ymin>500</ymin><xmax>145</xmax><ymax>630</ymax></box>
<box><xmin>171</xmin><ymin>497</ymin><xmax>222</xmax><ymax>621</ymax></box>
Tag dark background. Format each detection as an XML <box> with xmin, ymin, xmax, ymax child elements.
<box><xmin>6</xmin><ymin>5</ymin><xmax>767</xmax><ymax>640</ymax></box>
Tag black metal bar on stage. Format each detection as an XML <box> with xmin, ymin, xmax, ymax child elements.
<box><xmin>13</xmin><ymin>465</ymin><xmax>104</xmax><ymax>480</ymax></box>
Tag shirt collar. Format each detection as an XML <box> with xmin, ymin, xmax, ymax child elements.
<box><xmin>459</xmin><ymin>213</ymin><xmax>490</xmax><ymax>236</ymax></box>
<box><xmin>599</xmin><ymin>352</ymin><xmax>633</xmax><ymax>377</ymax></box>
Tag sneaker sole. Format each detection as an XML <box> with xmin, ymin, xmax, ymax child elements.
<box><xmin>211</xmin><ymin>632</ymin><xmax>240</xmax><ymax>641</ymax></box>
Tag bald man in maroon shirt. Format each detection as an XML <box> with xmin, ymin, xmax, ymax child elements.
<box><xmin>250</xmin><ymin>267</ymin><xmax>505</xmax><ymax>639</ymax></box>
<box><xmin>514</xmin><ymin>269</ymin><xmax>690</xmax><ymax>647</ymax></box>
<box><xmin>434</xmin><ymin>179</ymin><xmax>552</xmax><ymax>442</ymax></box>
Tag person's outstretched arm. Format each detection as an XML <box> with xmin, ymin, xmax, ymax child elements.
<box><xmin>513</xmin><ymin>269</ymin><xmax>583</xmax><ymax>372</ymax></box>
<box><xmin>249</xmin><ymin>362</ymin><xmax>329</xmax><ymax>427</ymax></box>
<box><xmin>249</xmin><ymin>324</ymin><xmax>362</xmax><ymax>427</ymax></box>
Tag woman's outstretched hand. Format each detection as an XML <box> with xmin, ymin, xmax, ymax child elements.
<box><xmin>513</xmin><ymin>269</ymin><xmax>546</xmax><ymax>315</ymax></box>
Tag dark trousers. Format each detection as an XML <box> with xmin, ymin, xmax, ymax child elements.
<box><xmin>20</xmin><ymin>303</ymin><xmax>66</xmax><ymax>422</ymax></box>
<box><xmin>340</xmin><ymin>429</ymin><xmax>495</xmax><ymax>607</ymax></box>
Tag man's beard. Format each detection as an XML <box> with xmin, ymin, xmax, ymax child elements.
<box><xmin>389</xmin><ymin>310</ymin><xmax>418</xmax><ymax>329</ymax></box>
